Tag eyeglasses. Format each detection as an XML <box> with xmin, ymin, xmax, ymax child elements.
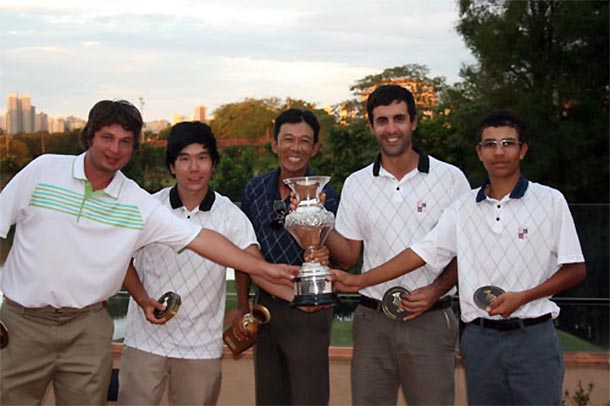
<box><xmin>478</xmin><ymin>138</ymin><xmax>523</xmax><ymax>150</ymax></box>
<box><xmin>269</xmin><ymin>200</ymin><xmax>287</xmax><ymax>231</ymax></box>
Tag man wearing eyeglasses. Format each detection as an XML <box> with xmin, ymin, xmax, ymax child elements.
<box><xmin>331</xmin><ymin>109</ymin><xmax>586</xmax><ymax>405</ymax></box>
<box><xmin>238</xmin><ymin>108</ymin><xmax>339</xmax><ymax>405</ymax></box>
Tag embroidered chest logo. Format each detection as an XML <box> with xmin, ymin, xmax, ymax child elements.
<box><xmin>518</xmin><ymin>226</ymin><xmax>528</xmax><ymax>240</ymax></box>
<box><xmin>416</xmin><ymin>201</ymin><xmax>427</xmax><ymax>213</ymax></box>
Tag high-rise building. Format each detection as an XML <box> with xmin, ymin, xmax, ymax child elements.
<box><xmin>6</xmin><ymin>93</ymin><xmax>36</xmax><ymax>134</ymax></box>
<box><xmin>35</xmin><ymin>112</ymin><xmax>49</xmax><ymax>132</ymax></box>
<box><xmin>193</xmin><ymin>105</ymin><xmax>207</xmax><ymax>122</ymax></box>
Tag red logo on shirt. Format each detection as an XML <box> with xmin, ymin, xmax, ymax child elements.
<box><xmin>417</xmin><ymin>201</ymin><xmax>427</xmax><ymax>213</ymax></box>
<box><xmin>518</xmin><ymin>227</ymin><xmax>528</xmax><ymax>240</ymax></box>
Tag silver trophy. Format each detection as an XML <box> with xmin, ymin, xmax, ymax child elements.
<box><xmin>283</xmin><ymin>176</ymin><xmax>335</xmax><ymax>306</ymax></box>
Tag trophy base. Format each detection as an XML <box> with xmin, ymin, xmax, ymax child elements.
<box><xmin>291</xmin><ymin>292</ymin><xmax>336</xmax><ymax>307</ymax></box>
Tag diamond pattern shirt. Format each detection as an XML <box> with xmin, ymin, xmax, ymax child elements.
<box><xmin>241</xmin><ymin>168</ymin><xmax>339</xmax><ymax>266</ymax></box>
<box><xmin>412</xmin><ymin>177</ymin><xmax>585</xmax><ymax>322</ymax></box>
<box><xmin>335</xmin><ymin>152</ymin><xmax>471</xmax><ymax>300</ymax></box>
<box><xmin>123</xmin><ymin>187</ymin><xmax>258</xmax><ymax>359</ymax></box>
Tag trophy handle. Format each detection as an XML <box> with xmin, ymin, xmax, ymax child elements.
<box><xmin>251</xmin><ymin>304</ymin><xmax>271</xmax><ymax>324</ymax></box>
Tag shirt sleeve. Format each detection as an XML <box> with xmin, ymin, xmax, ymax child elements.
<box><xmin>334</xmin><ymin>176</ymin><xmax>362</xmax><ymax>241</ymax></box>
<box><xmin>0</xmin><ymin>156</ymin><xmax>45</xmax><ymax>237</ymax></box>
<box><xmin>136</xmin><ymin>202</ymin><xmax>202</xmax><ymax>252</ymax></box>
<box><xmin>554</xmin><ymin>191</ymin><xmax>585</xmax><ymax>265</ymax></box>
<box><xmin>411</xmin><ymin>204</ymin><xmax>458</xmax><ymax>270</ymax></box>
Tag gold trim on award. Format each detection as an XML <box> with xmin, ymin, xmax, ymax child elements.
<box><xmin>153</xmin><ymin>291</ymin><xmax>182</xmax><ymax>321</ymax></box>
<box><xmin>223</xmin><ymin>305</ymin><xmax>271</xmax><ymax>357</ymax></box>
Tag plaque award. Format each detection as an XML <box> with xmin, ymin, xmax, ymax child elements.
<box><xmin>283</xmin><ymin>176</ymin><xmax>336</xmax><ymax>306</ymax></box>
<box><xmin>153</xmin><ymin>291</ymin><xmax>182</xmax><ymax>321</ymax></box>
<box><xmin>223</xmin><ymin>304</ymin><xmax>271</xmax><ymax>357</ymax></box>
<box><xmin>473</xmin><ymin>285</ymin><xmax>505</xmax><ymax>310</ymax></box>
<box><xmin>381</xmin><ymin>286</ymin><xmax>411</xmax><ymax>320</ymax></box>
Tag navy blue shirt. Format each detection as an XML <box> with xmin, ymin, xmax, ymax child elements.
<box><xmin>241</xmin><ymin>167</ymin><xmax>340</xmax><ymax>266</ymax></box>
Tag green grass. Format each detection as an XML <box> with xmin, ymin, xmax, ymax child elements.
<box><xmin>557</xmin><ymin>330</ymin><xmax>602</xmax><ymax>352</ymax></box>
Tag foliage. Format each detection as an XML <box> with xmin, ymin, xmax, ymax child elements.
<box><xmin>313</xmin><ymin>118</ymin><xmax>377</xmax><ymax>193</ymax></box>
<box><xmin>350</xmin><ymin>64</ymin><xmax>447</xmax><ymax>94</ymax></box>
<box><xmin>562</xmin><ymin>381</ymin><xmax>594</xmax><ymax>406</ymax></box>
<box><xmin>210</xmin><ymin>98</ymin><xmax>280</xmax><ymax>140</ymax></box>
<box><xmin>451</xmin><ymin>0</ymin><xmax>609</xmax><ymax>203</ymax></box>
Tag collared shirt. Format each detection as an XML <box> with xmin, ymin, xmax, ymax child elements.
<box><xmin>241</xmin><ymin>167</ymin><xmax>339</xmax><ymax>267</ymax></box>
<box><xmin>0</xmin><ymin>153</ymin><xmax>201</xmax><ymax>308</ymax></box>
<box><xmin>412</xmin><ymin>176</ymin><xmax>585</xmax><ymax>322</ymax></box>
<box><xmin>335</xmin><ymin>151</ymin><xmax>471</xmax><ymax>300</ymax></box>
<box><xmin>123</xmin><ymin>186</ymin><xmax>258</xmax><ymax>359</ymax></box>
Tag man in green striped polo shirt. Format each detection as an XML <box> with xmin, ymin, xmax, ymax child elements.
<box><xmin>0</xmin><ymin>100</ymin><xmax>298</xmax><ymax>405</ymax></box>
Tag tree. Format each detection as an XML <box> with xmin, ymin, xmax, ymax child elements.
<box><xmin>450</xmin><ymin>0</ymin><xmax>609</xmax><ymax>203</ymax></box>
<box><xmin>350</xmin><ymin>64</ymin><xmax>448</xmax><ymax>120</ymax></box>
<box><xmin>210</xmin><ymin>98</ymin><xmax>281</xmax><ymax>140</ymax></box>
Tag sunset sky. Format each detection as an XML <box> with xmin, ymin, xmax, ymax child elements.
<box><xmin>0</xmin><ymin>0</ymin><xmax>474</xmax><ymax>121</ymax></box>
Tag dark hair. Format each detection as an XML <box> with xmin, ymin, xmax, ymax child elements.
<box><xmin>80</xmin><ymin>100</ymin><xmax>143</xmax><ymax>151</ymax></box>
<box><xmin>475</xmin><ymin>109</ymin><xmax>527</xmax><ymax>144</ymax></box>
<box><xmin>165</xmin><ymin>121</ymin><xmax>220</xmax><ymax>174</ymax></box>
<box><xmin>366</xmin><ymin>85</ymin><xmax>417</xmax><ymax>124</ymax></box>
<box><xmin>273</xmin><ymin>108</ymin><xmax>320</xmax><ymax>143</ymax></box>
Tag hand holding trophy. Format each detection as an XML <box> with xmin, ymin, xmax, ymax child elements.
<box><xmin>283</xmin><ymin>176</ymin><xmax>335</xmax><ymax>306</ymax></box>
<box><xmin>223</xmin><ymin>305</ymin><xmax>271</xmax><ymax>357</ymax></box>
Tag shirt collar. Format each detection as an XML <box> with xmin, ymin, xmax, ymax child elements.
<box><xmin>476</xmin><ymin>175</ymin><xmax>529</xmax><ymax>203</ymax></box>
<box><xmin>169</xmin><ymin>185</ymin><xmax>215</xmax><ymax>211</ymax></box>
<box><xmin>73</xmin><ymin>152</ymin><xmax>124</xmax><ymax>199</ymax></box>
<box><xmin>372</xmin><ymin>148</ymin><xmax>430</xmax><ymax>177</ymax></box>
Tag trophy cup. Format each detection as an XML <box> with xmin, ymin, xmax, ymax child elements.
<box><xmin>283</xmin><ymin>176</ymin><xmax>335</xmax><ymax>306</ymax></box>
<box><xmin>222</xmin><ymin>304</ymin><xmax>271</xmax><ymax>357</ymax></box>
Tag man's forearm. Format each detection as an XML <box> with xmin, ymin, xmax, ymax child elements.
<box><xmin>325</xmin><ymin>230</ymin><xmax>361</xmax><ymax>270</ymax></box>
<box><xmin>188</xmin><ymin>229</ymin><xmax>268</xmax><ymax>276</ymax></box>
<box><xmin>360</xmin><ymin>248</ymin><xmax>427</xmax><ymax>289</ymax></box>
<box><xmin>122</xmin><ymin>263</ymin><xmax>150</xmax><ymax>308</ymax></box>
<box><xmin>431</xmin><ymin>258</ymin><xmax>458</xmax><ymax>297</ymax></box>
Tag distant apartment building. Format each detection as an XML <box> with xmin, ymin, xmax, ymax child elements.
<box><xmin>193</xmin><ymin>105</ymin><xmax>207</xmax><ymax>122</ymax></box>
<box><xmin>35</xmin><ymin>112</ymin><xmax>49</xmax><ymax>132</ymax></box>
<box><xmin>49</xmin><ymin>117</ymin><xmax>66</xmax><ymax>133</ymax></box>
<box><xmin>146</xmin><ymin>119</ymin><xmax>171</xmax><ymax>134</ymax></box>
<box><xmin>172</xmin><ymin>114</ymin><xmax>186</xmax><ymax>125</ymax></box>
<box><xmin>6</xmin><ymin>93</ymin><xmax>36</xmax><ymax>134</ymax></box>
<box><xmin>65</xmin><ymin>116</ymin><xmax>86</xmax><ymax>131</ymax></box>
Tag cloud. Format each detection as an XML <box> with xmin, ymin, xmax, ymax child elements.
<box><xmin>0</xmin><ymin>0</ymin><xmax>473</xmax><ymax>120</ymax></box>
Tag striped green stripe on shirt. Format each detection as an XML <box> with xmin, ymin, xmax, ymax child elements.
<box><xmin>30</xmin><ymin>183</ymin><xmax>145</xmax><ymax>230</ymax></box>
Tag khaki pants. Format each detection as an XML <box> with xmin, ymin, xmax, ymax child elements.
<box><xmin>0</xmin><ymin>297</ymin><xmax>114</xmax><ymax>405</ymax></box>
<box><xmin>351</xmin><ymin>305</ymin><xmax>458</xmax><ymax>405</ymax></box>
<box><xmin>118</xmin><ymin>345</ymin><xmax>221</xmax><ymax>406</ymax></box>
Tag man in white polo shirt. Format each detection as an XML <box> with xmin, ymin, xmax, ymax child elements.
<box><xmin>325</xmin><ymin>85</ymin><xmax>470</xmax><ymax>405</ymax></box>
<box><xmin>0</xmin><ymin>100</ymin><xmax>297</xmax><ymax>405</ymax></box>
<box><xmin>331</xmin><ymin>109</ymin><xmax>586</xmax><ymax>405</ymax></box>
<box><xmin>118</xmin><ymin>121</ymin><xmax>294</xmax><ymax>405</ymax></box>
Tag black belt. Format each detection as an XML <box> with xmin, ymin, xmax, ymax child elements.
<box><xmin>469</xmin><ymin>313</ymin><xmax>552</xmax><ymax>331</ymax></box>
<box><xmin>359</xmin><ymin>294</ymin><xmax>452</xmax><ymax>313</ymax></box>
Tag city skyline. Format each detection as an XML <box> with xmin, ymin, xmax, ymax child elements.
<box><xmin>0</xmin><ymin>0</ymin><xmax>474</xmax><ymax>121</ymax></box>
